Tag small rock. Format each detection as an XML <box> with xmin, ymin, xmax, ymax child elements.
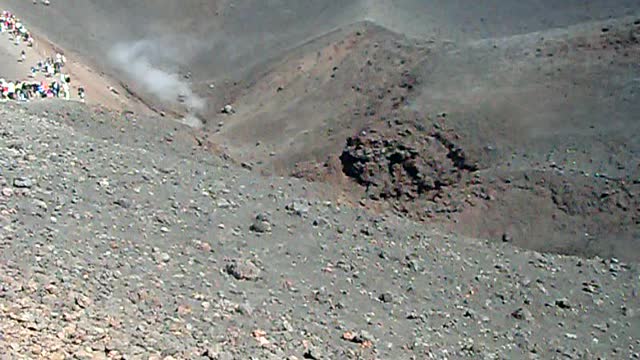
<box><xmin>50</xmin><ymin>352</ymin><xmax>66</xmax><ymax>360</ymax></box>
<box><xmin>379</xmin><ymin>292</ymin><xmax>394</xmax><ymax>303</ymax></box>
<box><xmin>255</xmin><ymin>212</ymin><xmax>270</xmax><ymax>223</ymax></box>
<box><xmin>115</xmin><ymin>198</ymin><xmax>132</xmax><ymax>208</ymax></box>
<box><xmin>75</xmin><ymin>294</ymin><xmax>92</xmax><ymax>309</ymax></box>
<box><xmin>582</xmin><ymin>281</ymin><xmax>600</xmax><ymax>294</ymax></box>
<box><xmin>33</xmin><ymin>199</ymin><xmax>48</xmax><ymax>210</ymax></box>
<box><xmin>304</xmin><ymin>345</ymin><xmax>324</xmax><ymax>360</ymax></box>
<box><xmin>10</xmin><ymin>311</ymin><xmax>35</xmax><ymax>323</ymax></box>
<box><xmin>157</xmin><ymin>253</ymin><xmax>171</xmax><ymax>263</ymax></box>
<box><xmin>225</xmin><ymin>260</ymin><xmax>261</xmax><ymax>281</ymax></box>
<box><xmin>511</xmin><ymin>308</ymin><xmax>533</xmax><ymax>321</ymax></box>
<box><xmin>250</xmin><ymin>214</ymin><xmax>272</xmax><ymax>233</ymax></box>
<box><xmin>237</xmin><ymin>302</ymin><xmax>254</xmax><ymax>316</ymax></box>
<box><xmin>355</xmin><ymin>330</ymin><xmax>374</xmax><ymax>343</ymax></box>
<box><xmin>463</xmin><ymin>309</ymin><xmax>476</xmax><ymax>319</ymax></box>
<box><xmin>313</xmin><ymin>217</ymin><xmax>331</xmax><ymax>228</ymax></box>
<box><xmin>13</xmin><ymin>177</ymin><xmax>33</xmax><ymax>188</ymax></box>
<box><xmin>555</xmin><ymin>298</ymin><xmax>572</xmax><ymax>309</ymax></box>
<box><xmin>281</xmin><ymin>319</ymin><xmax>293</xmax><ymax>332</ymax></box>
<box><xmin>73</xmin><ymin>348</ymin><xmax>96</xmax><ymax>360</ymax></box>
<box><xmin>217</xmin><ymin>198</ymin><xmax>231</xmax><ymax>209</ymax></box>
<box><xmin>251</xmin><ymin>220</ymin><xmax>271</xmax><ymax>233</ymax></box>
<box><xmin>221</xmin><ymin>105</ymin><xmax>235</xmax><ymax>114</ymax></box>
<box><xmin>203</xmin><ymin>344</ymin><xmax>222</xmax><ymax>359</ymax></box>
<box><xmin>286</xmin><ymin>200</ymin><xmax>310</xmax><ymax>217</ymax></box>
<box><xmin>408</xmin><ymin>259</ymin><xmax>421</xmax><ymax>272</ymax></box>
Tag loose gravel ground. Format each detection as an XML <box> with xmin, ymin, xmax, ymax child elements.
<box><xmin>0</xmin><ymin>101</ymin><xmax>638</xmax><ymax>359</ymax></box>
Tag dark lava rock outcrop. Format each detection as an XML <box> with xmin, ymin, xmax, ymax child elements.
<box><xmin>340</xmin><ymin>121</ymin><xmax>479</xmax><ymax>201</ymax></box>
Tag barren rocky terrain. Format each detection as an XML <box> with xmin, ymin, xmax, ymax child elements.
<box><xmin>0</xmin><ymin>1</ymin><xmax>639</xmax><ymax>359</ymax></box>
<box><xmin>0</xmin><ymin>101</ymin><xmax>638</xmax><ymax>359</ymax></box>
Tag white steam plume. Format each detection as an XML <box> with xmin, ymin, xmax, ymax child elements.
<box><xmin>109</xmin><ymin>40</ymin><xmax>205</xmax><ymax>125</ymax></box>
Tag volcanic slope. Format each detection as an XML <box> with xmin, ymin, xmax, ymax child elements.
<box><xmin>203</xmin><ymin>15</ymin><xmax>640</xmax><ymax>261</ymax></box>
<box><xmin>0</xmin><ymin>100</ymin><xmax>639</xmax><ymax>359</ymax></box>
<box><xmin>0</xmin><ymin>0</ymin><xmax>637</xmax><ymax>112</ymax></box>
<box><xmin>203</xmin><ymin>22</ymin><xmax>430</xmax><ymax>172</ymax></box>
<box><xmin>406</xmin><ymin>16</ymin><xmax>640</xmax><ymax>260</ymax></box>
<box><xmin>1</xmin><ymin>1</ymin><xmax>637</xmax><ymax>260</ymax></box>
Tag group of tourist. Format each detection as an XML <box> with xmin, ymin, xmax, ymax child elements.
<box><xmin>0</xmin><ymin>9</ymin><xmax>86</xmax><ymax>103</ymax></box>
<box><xmin>31</xmin><ymin>53</ymin><xmax>67</xmax><ymax>77</ymax></box>
<box><xmin>0</xmin><ymin>78</ymin><xmax>76</xmax><ymax>101</ymax></box>
<box><xmin>0</xmin><ymin>11</ymin><xmax>34</xmax><ymax>47</ymax></box>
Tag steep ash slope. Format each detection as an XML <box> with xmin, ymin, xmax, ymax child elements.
<box><xmin>204</xmin><ymin>15</ymin><xmax>640</xmax><ymax>261</ymax></box>
<box><xmin>0</xmin><ymin>0</ymin><xmax>636</xmax><ymax>90</ymax></box>
<box><xmin>0</xmin><ymin>0</ymin><xmax>362</xmax><ymax>84</ymax></box>
<box><xmin>404</xmin><ymin>17</ymin><xmax>640</xmax><ymax>260</ymax></box>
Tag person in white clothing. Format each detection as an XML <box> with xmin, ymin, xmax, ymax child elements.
<box><xmin>62</xmin><ymin>82</ymin><xmax>70</xmax><ymax>100</ymax></box>
<box><xmin>7</xmin><ymin>81</ymin><xmax>15</xmax><ymax>100</ymax></box>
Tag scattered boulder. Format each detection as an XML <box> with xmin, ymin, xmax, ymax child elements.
<box><xmin>225</xmin><ymin>259</ymin><xmax>261</xmax><ymax>281</ymax></box>
<box><xmin>217</xmin><ymin>198</ymin><xmax>232</xmax><ymax>209</ymax></box>
<box><xmin>342</xmin><ymin>330</ymin><xmax>375</xmax><ymax>345</ymax></box>
<box><xmin>114</xmin><ymin>198</ymin><xmax>132</xmax><ymax>209</ymax></box>
<box><xmin>286</xmin><ymin>200</ymin><xmax>310</xmax><ymax>217</ymax></box>
<box><xmin>555</xmin><ymin>298</ymin><xmax>572</xmax><ymax>309</ymax></box>
<box><xmin>250</xmin><ymin>213</ymin><xmax>272</xmax><ymax>233</ymax></box>
<box><xmin>221</xmin><ymin>104</ymin><xmax>235</xmax><ymax>114</ymax></box>
<box><xmin>512</xmin><ymin>308</ymin><xmax>534</xmax><ymax>321</ymax></box>
<box><xmin>378</xmin><ymin>292</ymin><xmax>394</xmax><ymax>303</ymax></box>
<box><xmin>356</xmin><ymin>330</ymin><xmax>375</xmax><ymax>344</ymax></box>
<box><xmin>13</xmin><ymin>177</ymin><xmax>33</xmax><ymax>188</ymax></box>
<box><xmin>303</xmin><ymin>345</ymin><xmax>325</xmax><ymax>360</ymax></box>
<box><xmin>236</xmin><ymin>302</ymin><xmax>254</xmax><ymax>317</ymax></box>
